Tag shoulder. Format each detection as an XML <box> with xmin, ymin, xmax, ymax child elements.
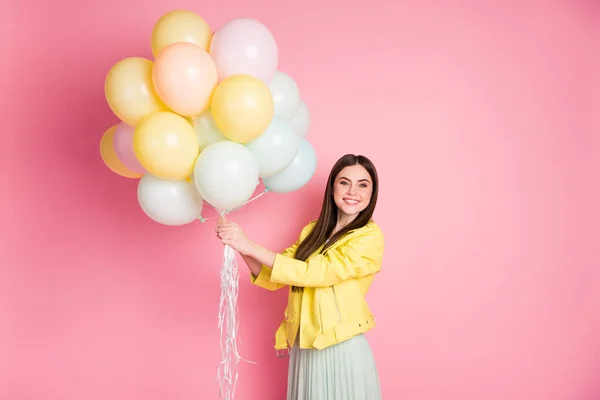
<box><xmin>348</xmin><ymin>222</ymin><xmax>384</xmax><ymax>260</ymax></box>
<box><xmin>352</xmin><ymin>221</ymin><xmax>384</xmax><ymax>240</ymax></box>
<box><xmin>323</xmin><ymin>221</ymin><xmax>385</xmax><ymax>261</ymax></box>
<box><xmin>298</xmin><ymin>220</ymin><xmax>318</xmax><ymax>239</ymax></box>
<box><xmin>335</xmin><ymin>221</ymin><xmax>385</xmax><ymax>249</ymax></box>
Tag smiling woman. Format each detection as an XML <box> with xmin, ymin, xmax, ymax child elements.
<box><xmin>215</xmin><ymin>154</ymin><xmax>384</xmax><ymax>400</ymax></box>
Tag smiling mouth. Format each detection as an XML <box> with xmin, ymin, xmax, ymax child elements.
<box><xmin>343</xmin><ymin>198</ymin><xmax>360</xmax><ymax>206</ymax></box>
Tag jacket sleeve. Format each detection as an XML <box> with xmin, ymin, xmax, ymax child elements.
<box><xmin>249</xmin><ymin>222</ymin><xmax>316</xmax><ymax>291</ymax></box>
<box><xmin>269</xmin><ymin>225</ymin><xmax>384</xmax><ymax>288</ymax></box>
<box><xmin>249</xmin><ymin>239</ymin><xmax>299</xmax><ymax>291</ymax></box>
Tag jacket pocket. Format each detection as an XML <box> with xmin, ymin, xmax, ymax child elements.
<box><xmin>332</xmin><ymin>285</ymin><xmax>342</xmax><ymax>323</ymax></box>
<box><xmin>333</xmin><ymin>279</ymin><xmax>368</xmax><ymax>323</ymax></box>
<box><xmin>316</xmin><ymin>287</ymin><xmax>342</xmax><ymax>331</ymax></box>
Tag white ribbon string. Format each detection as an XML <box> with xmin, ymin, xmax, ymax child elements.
<box><xmin>203</xmin><ymin>189</ymin><xmax>268</xmax><ymax>398</ymax></box>
<box><xmin>215</xmin><ymin>206</ymin><xmax>241</xmax><ymax>400</ymax></box>
<box><xmin>213</xmin><ymin>205</ymin><xmax>257</xmax><ymax>400</ymax></box>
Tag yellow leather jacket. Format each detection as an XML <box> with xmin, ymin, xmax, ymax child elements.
<box><xmin>251</xmin><ymin>220</ymin><xmax>385</xmax><ymax>351</ymax></box>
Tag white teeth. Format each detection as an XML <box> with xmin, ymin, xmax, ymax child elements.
<box><xmin>344</xmin><ymin>199</ymin><xmax>359</xmax><ymax>205</ymax></box>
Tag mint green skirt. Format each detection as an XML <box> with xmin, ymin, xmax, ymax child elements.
<box><xmin>287</xmin><ymin>334</ymin><xmax>382</xmax><ymax>400</ymax></box>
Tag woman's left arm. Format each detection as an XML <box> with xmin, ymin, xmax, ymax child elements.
<box><xmin>265</xmin><ymin>226</ymin><xmax>384</xmax><ymax>287</ymax></box>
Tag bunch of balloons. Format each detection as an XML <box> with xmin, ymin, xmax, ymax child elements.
<box><xmin>100</xmin><ymin>10</ymin><xmax>316</xmax><ymax>226</ymax></box>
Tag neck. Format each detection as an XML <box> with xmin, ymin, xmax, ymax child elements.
<box><xmin>335</xmin><ymin>212</ymin><xmax>356</xmax><ymax>233</ymax></box>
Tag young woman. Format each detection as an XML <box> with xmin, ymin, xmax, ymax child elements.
<box><xmin>216</xmin><ymin>154</ymin><xmax>384</xmax><ymax>399</ymax></box>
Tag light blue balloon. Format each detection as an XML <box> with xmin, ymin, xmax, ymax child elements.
<box><xmin>246</xmin><ymin>117</ymin><xmax>299</xmax><ymax>178</ymax></box>
<box><xmin>263</xmin><ymin>138</ymin><xmax>317</xmax><ymax>193</ymax></box>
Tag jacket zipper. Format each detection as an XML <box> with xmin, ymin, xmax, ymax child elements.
<box><xmin>317</xmin><ymin>289</ymin><xmax>324</xmax><ymax>333</ymax></box>
<box><xmin>322</xmin><ymin>240</ymin><xmax>341</xmax><ymax>324</ymax></box>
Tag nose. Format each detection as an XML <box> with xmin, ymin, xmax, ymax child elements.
<box><xmin>346</xmin><ymin>185</ymin><xmax>356</xmax><ymax>195</ymax></box>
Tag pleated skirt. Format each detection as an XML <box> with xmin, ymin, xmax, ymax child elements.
<box><xmin>287</xmin><ymin>334</ymin><xmax>382</xmax><ymax>400</ymax></box>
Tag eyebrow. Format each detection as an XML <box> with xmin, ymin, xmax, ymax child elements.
<box><xmin>339</xmin><ymin>177</ymin><xmax>371</xmax><ymax>183</ymax></box>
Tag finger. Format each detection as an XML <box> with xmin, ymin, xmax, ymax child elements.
<box><xmin>219</xmin><ymin>222</ymin><xmax>232</xmax><ymax>230</ymax></box>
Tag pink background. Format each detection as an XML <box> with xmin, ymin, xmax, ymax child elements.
<box><xmin>1</xmin><ymin>1</ymin><xmax>599</xmax><ymax>399</ymax></box>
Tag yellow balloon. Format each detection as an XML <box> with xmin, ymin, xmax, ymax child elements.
<box><xmin>133</xmin><ymin>112</ymin><xmax>199</xmax><ymax>180</ymax></box>
<box><xmin>211</xmin><ymin>74</ymin><xmax>274</xmax><ymax>143</ymax></box>
<box><xmin>100</xmin><ymin>126</ymin><xmax>142</xmax><ymax>178</ymax></box>
<box><xmin>151</xmin><ymin>10</ymin><xmax>213</xmax><ymax>57</ymax></box>
<box><xmin>105</xmin><ymin>57</ymin><xmax>168</xmax><ymax>126</ymax></box>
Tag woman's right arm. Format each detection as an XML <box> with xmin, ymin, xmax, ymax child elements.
<box><xmin>217</xmin><ymin>218</ymin><xmax>315</xmax><ymax>291</ymax></box>
<box><xmin>243</xmin><ymin>232</ymin><xmax>309</xmax><ymax>292</ymax></box>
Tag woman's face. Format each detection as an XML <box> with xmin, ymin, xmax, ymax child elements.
<box><xmin>333</xmin><ymin>164</ymin><xmax>373</xmax><ymax>220</ymax></box>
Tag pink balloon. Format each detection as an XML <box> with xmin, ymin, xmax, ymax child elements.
<box><xmin>153</xmin><ymin>42</ymin><xmax>218</xmax><ymax>116</ymax></box>
<box><xmin>210</xmin><ymin>18</ymin><xmax>278</xmax><ymax>84</ymax></box>
<box><xmin>113</xmin><ymin>122</ymin><xmax>146</xmax><ymax>174</ymax></box>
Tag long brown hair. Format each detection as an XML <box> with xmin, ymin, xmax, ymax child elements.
<box><xmin>294</xmin><ymin>154</ymin><xmax>379</xmax><ymax>261</ymax></box>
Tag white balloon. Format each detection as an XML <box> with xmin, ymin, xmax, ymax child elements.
<box><xmin>246</xmin><ymin>117</ymin><xmax>299</xmax><ymax>178</ymax></box>
<box><xmin>194</xmin><ymin>108</ymin><xmax>227</xmax><ymax>151</ymax></box>
<box><xmin>263</xmin><ymin>138</ymin><xmax>316</xmax><ymax>193</ymax></box>
<box><xmin>291</xmin><ymin>100</ymin><xmax>310</xmax><ymax>136</ymax></box>
<box><xmin>269</xmin><ymin>71</ymin><xmax>300</xmax><ymax>119</ymax></box>
<box><xmin>194</xmin><ymin>141</ymin><xmax>259</xmax><ymax>210</ymax></box>
<box><xmin>137</xmin><ymin>174</ymin><xmax>203</xmax><ymax>226</ymax></box>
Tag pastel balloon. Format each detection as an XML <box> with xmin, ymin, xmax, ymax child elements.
<box><xmin>246</xmin><ymin>117</ymin><xmax>299</xmax><ymax>178</ymax></box>
<box><xmin>291</xmin><ymin>100</ymin><xmax>311</xmax><ymax>137</ymax></box>
<box><xmin>210</xmin><ymin>18</ymin><xmax>278</xmax><ymax>84</ymax></box>
<box><xmin>269</xmin><ymin>71</ymin><xmax>300</xmax><ymax>119</ymax></box>
<box><xmin>113</xmin><ymin>122</ymin><xmax>146</xmax><ymax>174</ymax></box>
<box><xmin>153</xmin><ymin>42</ymin><xmax>218</xmax><ymax>117</ymax></box>
<box><xmin>138</xmin><ymin>173</ymin><xmax>203</xmax><ymax>226</ymax></box>
<box><xmin>193</xmin><ymin>108</ymin><xmax>228</xmax><ymax>151</ymax></box>
<box><xmin>99</xmin><ymin>125</ymin><xmax>142</xmax><ymax>179</ymax></box>
<box><xmin>105</xmin><ymin>57</ymin><xmax>168</xmax><ymax>126</ymax></box>
<box><xmin>151</xmin><ymin>10</ymin><xmax>212</xmax><ymax>56</ymax></box>
<box><xmin>263</xmin><ymin>138</ymin><xmax>316</xmax><ymax>193</ymax></box>
<box><xmin>134</xmin><ymin>112</ymin><xmax>199</xmax><ymax>180</ymax></box>
<box><xmin>211</xmin><ymin>74</ymin><xmax>274</xmax><ymax>143</ymax></box>
<box><xmin>193</xmin><ymin>141</ymin><xmax>259</xmax><ymax>210</ymax></box>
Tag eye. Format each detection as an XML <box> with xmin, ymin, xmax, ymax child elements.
<box><xmin>340</xmin><ymin>181</ymin><xmax>349</xmax><ymax>185</ymax></box>
<box><xmin>359</xmin><ymin>183</ymin><xmax>368</xmax><ymax>188</ymax></box>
